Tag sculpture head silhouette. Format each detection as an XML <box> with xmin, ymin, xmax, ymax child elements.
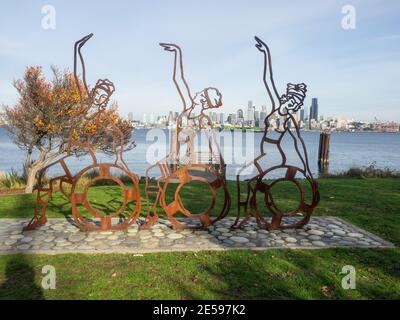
<box><xmin>91</xmin><ymin>79</ymin><xmax>115</xmax><ymax>111</ymax></box>
<box><xmin>193</xmin><ymin>87</ymin><xmax>222</xmax><ymax>111</ymax></box>
<box><xmin>280</xmin><ymin>83</ymin><xmax>307</xmax><ymax>113</ymax></box>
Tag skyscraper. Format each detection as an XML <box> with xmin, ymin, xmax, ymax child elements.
<box><xmin>219</xmin><ymin>113</ymin><xmax>224</xmax><ymax>125</ymax></box>
<box><xmin>237</xmin><ymin>108</ymin><xmax>243</xmax><ymax>120</ymax></box>
<box><xmin>310</xmin><ymin>98</ymin><xmax>318</xmax><ymax>120</ymax></box>
<box><xmin>304</xmin><ymin>106</ymin><xmax>309</xmax><ymax>120</ymax></box>
<box><xmin>300</xmin><ymin>109</ymin><xmax>305</xmax><ymax>122</ymax></box>
<box><xmin>247</xmin><ymin>104</ymin><xmax>255</xmax><ymax>126</ymax></box>
<box><xmin>260</xmin><ymin>111</ymin><xmax>267</xmax><ymax>128</ymax></box>
<box><xmin>168</xmin><ymin>111</ymin><xmax>174</xmax><ymax>125</ymax></box>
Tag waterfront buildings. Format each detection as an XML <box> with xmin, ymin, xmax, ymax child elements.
<box><xmin>129</xmin><ymin>97</ymin><xmax>399</xmax><ymax>132</ymax></box>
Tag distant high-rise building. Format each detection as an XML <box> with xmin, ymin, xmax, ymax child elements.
<box><xmin>300</xmin><ymin>109</ymin><xmax>305</xmax><ymax>122</ymax></box>
<box><xmin>168</xmin><ymin>111</ymin><xmax>175</xmax><ymax>125</ymax></box>
<box><xmin>254</xmin><ymin>111</ymin><xmax>259</xmax><ymax>127</ymax></box>
<box><xmin>260</xmin><ymin>111</ymin><xmax>267</xmax><ymax>128</ymax></box>
<box><xmin>247</xmin><ymin>101</ymin><xmax>255</xmax><ymax>125</ymax></box>
<box><xmin>247</xmin><ymin>105</ymin><xmax>255</xmax><ymax>126</ymax></box>
<box><xmin>219</xmin><ymin>113</ymin><xmax>224</xmax><ymax>125</ymax></box>
<box><xmin>237</xmin><ymin>108</ymin><xmax>244</xmax><ymax>120</ymax></box>
<box><xmin>310</xmin><ymin>98</ymin><xmax>318</xmax><ymax>121</ymax></box>
<box><xmin>230</xmin><ymin>113</ymin><xmax>237</xmax><ymax>124</ymax></box>
<box><xmin>210</xmin><ymin>112</ymin><xmax>217</xmax><ymax>123</ymax></box>
<box><xmin>128</xmin><ymin>112</ymin><xmax>134</xmax><ymax>121</ymax></box>
<box><xmin>304</xmin><ymin>106</ymin><xmax>309</xmax><ymax>120</ymax></box>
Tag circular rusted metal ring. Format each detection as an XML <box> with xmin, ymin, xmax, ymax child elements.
<box><xmin>264</xmin><ymin>178</ymin><xmax>304</xmax><ymax>216</ymax></box>
<box><xmin>176</xmin><ymin>174</ymin><xmax>217</xmax><ymax>218</ymax></box>
<box><xmin>82</xmin><ymin>175</ymin><xmax>128</xmax><ymax>218</ymax></box>
<box><xmin>70</xmin><ymin>163</ymin><xmax>141</xmax><ymax>231</ymax></box>
<box><xmin>161</xmin><ymin>164</ymin><xmax>227</xmax><ymax>220</ymax></box>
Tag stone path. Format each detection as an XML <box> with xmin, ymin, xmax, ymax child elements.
<box><xmin>0</xmin><ymin>217</ymin><xmax>393</xmax><ymax>254</ymax></box>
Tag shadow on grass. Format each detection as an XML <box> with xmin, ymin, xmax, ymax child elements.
<box><xmin>0</xmin><ymin>254</ymin><xmax>44</xmax><ymax>300</ymax></box>
<box><xmin>162</xmin><ymin>249</ymin><xmax>400</xmax><ymax>299</ymax></box>
<box><xmin>162</xmin><ymin>251</ymin><xmax>336</xmax><ymax>299</ymax></box>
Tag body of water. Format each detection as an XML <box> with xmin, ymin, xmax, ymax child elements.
<box><xmin>0</xmin><ymin>127</ymin><xmax>399</xmax><ymax>180</ymax></box>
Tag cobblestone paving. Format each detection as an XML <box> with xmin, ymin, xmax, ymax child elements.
<box><xmin>0</xmin><ymin>217</ymin><xmax>393</xmax><ymax>254</ymax></box>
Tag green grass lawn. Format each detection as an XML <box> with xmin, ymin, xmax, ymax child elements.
<box><xmin>0</xmin><ymin>249</ymin><xmax>399</xmax><ymax>299</ymax></box>
<box><xmin>0</xmin><ymin>177</ymin><xmax>399</xmax><ymax>299</ymax></box>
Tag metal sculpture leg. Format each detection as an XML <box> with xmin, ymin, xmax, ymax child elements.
<box><xmin>232</xmin><ymin>176</ymin><xmax>252</xmax><ymax>229</ymax></box>
<box><xmin>23</xmin><ymin>161</ymin><xmax>73</xmax><ymax>231</ymax></box>
<box><xmin>24</xmin><ymin>185</ymin><xmax>51</xmax><ymax>231</ymax></box>
<box><xmin>141</xmin><ymin>165</ymin><xmax>162</xmax><ymax>230</ymax></box>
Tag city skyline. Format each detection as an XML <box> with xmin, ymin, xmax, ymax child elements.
<box><xmin>134</xmin><ymin>98</ymin><xmax>399</xmax><ymax>133</ymax></box>
<box><xmin>0</xmin><ymin>1</ymin><xmax>399</xmax><ymax>122</ymax></box>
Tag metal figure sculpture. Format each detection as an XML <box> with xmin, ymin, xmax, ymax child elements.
<box><xmin>234</xmin><ymin>36</ymin><xmax>320</xmax><ymax>230</ymax></box>
<box><xmin>24</xmin><ymin>33</ymin><xmax>141</xmax><ymax>232</ymax></box>
<box><xmin>143</xmin><ymin>43</ymin><xmax>231</xmax><ymax>230</ymax></box>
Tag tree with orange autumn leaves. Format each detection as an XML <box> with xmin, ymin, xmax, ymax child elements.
<box><xmin>3</xmin><ymin>66</ymin><xmax>134</xmax><ymax>193</ymax></box>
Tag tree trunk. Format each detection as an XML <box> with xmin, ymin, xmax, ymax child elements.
<box><xmin>25</xmin><ymin>165</ymin><xmax>39</xmax><ymax>194</ymax></box>
<box><xmin>23</xmin><ymin>150</ymin><xmax>64</xmax><ymax>193</ymax></box>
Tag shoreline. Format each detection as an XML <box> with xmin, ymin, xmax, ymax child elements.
<box><xmin>132</xmin><ymin>127</ymin><xmax>400</xmax><ymax>134</ymax></box>
<box><xmin>1</xmin><ymin>124</ymin><xmax>399</xmax><ymax>134</ymax></box>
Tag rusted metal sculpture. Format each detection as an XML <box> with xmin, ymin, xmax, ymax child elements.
<box><xmin>24</xmin><ymin>33</ymin><xmax>141</xmax><ymax>232</ymax></box>
<box><xmin>234</xmin><ymin>37</ymin><xmax>320</xmax><ymax>230</ymax></box>
<box><xmin>143</xmin><ymin>43</ymin><xmax>231</xmax><ymax>230</ymax></box>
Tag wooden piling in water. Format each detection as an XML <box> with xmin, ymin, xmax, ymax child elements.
<box><xmin>318</xmin><ymin>131</ymin><xmax>330</xmax><ymax>175</ymax></box>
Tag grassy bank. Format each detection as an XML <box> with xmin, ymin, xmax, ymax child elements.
<box><xmin>0</xmin><ymin>177</ymin><xmax>399</xmax><ymax>299</ymax></box>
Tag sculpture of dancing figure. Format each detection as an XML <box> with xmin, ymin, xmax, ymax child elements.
<box><xmin>234</xmin><ymin>36</ymin><xmax>320</xmax><ymax>230</ymax></box>
<box><xmin>24</xmin><ymin>33</ymin><xmax>141</xmax><ymax>232</ymax></box>
<box><xmin>143</xmin><ymin>43</ymin><xmax>230</xmax><ymax>230</ymax></box>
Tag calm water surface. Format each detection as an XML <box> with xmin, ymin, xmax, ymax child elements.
<box><xmin>0</xmin><ymin>128</ymin><xmax>399</xmax><ymax>180</ymax></box>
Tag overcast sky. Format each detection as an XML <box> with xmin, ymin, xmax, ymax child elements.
<box><xmin>0</xmin><ymin>0</ymin><xmax>399</xmax><ymax>122</ymax></box>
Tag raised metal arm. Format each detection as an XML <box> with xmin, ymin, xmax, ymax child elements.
<box><xmin>74</xmin><ymin>33</ymin><xmax>93</xmax><ymax>105</ymax></box>
<box><xmin>255</xmin><ymin>36</ymin><xmax>281</xmax><ymax>111</ymax></box>
<box><xmin>160</xmin><ymin>43</ymin><xmax>193</xmax><ymax>111</ymax></box>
